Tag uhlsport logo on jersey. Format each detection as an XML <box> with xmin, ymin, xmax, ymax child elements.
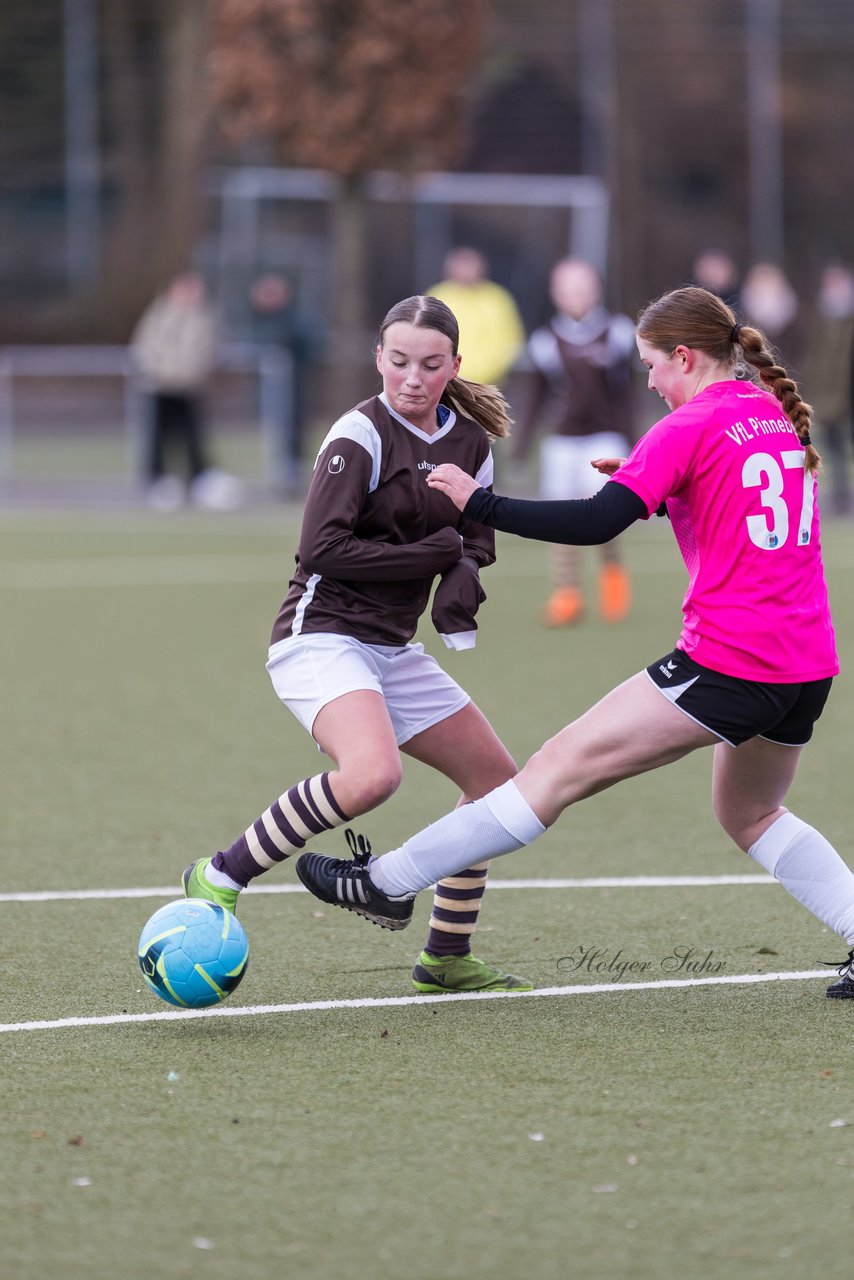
<box><xmin>328</xmin><ymin>455</ymin><xmax>345</xmax><ymax>474</ymax></box>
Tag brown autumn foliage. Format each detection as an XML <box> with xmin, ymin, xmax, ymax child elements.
<box><xmin>209</xmin><ymin>0</ymin><xmax>487</xmax><ymax>176</ymax></box>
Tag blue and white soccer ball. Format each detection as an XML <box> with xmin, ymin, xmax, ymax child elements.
<box><xmin>137</xmin><ymin>898</ymin><xmax>249</xmax><ymax>1008</ymax></box>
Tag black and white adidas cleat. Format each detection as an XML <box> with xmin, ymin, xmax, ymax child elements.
<box><xmin>824</xmin><ymin>948</ymin><xmax>854</xmax><ymax>999</ymax></box>
<box><xmin>295</xmin><ymin>829</ymin><xmax>415</xmax><ymax>931</ymax></box>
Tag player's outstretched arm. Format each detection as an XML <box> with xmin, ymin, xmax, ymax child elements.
<box><xmin>449</xmin><ymin>481</ymin><xmax>648</xmax><ymax>547</ymax></box>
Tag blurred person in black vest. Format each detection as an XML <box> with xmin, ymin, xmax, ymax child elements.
<box><xmin>691</xmin><ymin>247</ymin><xmax>742</xmax><ymax>311</ymax></box>
<box><xmin>511</xmin><ymin>257</ymin><xmax>635</xmax><ymax>627</ymax></box>
<box><xmin>247</xmin><ymin>271</ymin><xmax>318</xmax><ymax>498</ymax></box>
<box><xmin>739</xmin><ymin>262</ymin><xmax>805</xmax><ymax>372</ymax></box>
<box><xmin>131</xmin><ymin>272</ymin><xmax>242</xmax><ymax>511</ymax></box>
<box><xmin>803</xmin><ymin>263</ymin><xmax>854</xmax><ymax>514</ymax></box>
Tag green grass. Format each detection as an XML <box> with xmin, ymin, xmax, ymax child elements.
<box><xmin>3</xmin><ymin>506</ymin><xmax>854</xmax><ymax>1280</ymax></box>
<box><xmin>5</xmin><ymin>425</ymin><xmax>266</xmax><ymax>483</ymax></box>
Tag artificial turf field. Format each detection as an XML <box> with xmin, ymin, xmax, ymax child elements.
<box><xmin>3</xmin><ymin>503</ymin><xmax>854</xmax><ymax>1280</ymax></box>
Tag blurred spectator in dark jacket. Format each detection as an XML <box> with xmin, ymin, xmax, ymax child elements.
<box><xmin>803</xmin><ymin>263</ymin><xmax>854</xmax><ymax>514</ymax></box>
<box><xmin>739</xmin><ymin>262</ymin><xmax>805</xmax><ymax>369</ymax></box>
<box><xmin>131</xmin><ymin>272</ymin><xmax>242</xmax><ymax>511</ymax></box>
<box><xmin>690</xmin><ymin>247</ymin><xmax>741</xmax><ymax>310</ymax></box>
<box><xmin>247</xmin><ymin>272</ymin><xmax>318</xmax><ymax>498</ymax></box>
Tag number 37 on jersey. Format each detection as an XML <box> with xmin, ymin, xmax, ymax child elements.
<box><xmin>742</xmin><ymin>450</ymin><xmax>815</xmax><ymax>551</ymax></box>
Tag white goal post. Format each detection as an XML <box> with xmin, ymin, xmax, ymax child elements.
<box><xmin>212</xmin><ymin>166</ymin><xmax>610</xmax><ymax>320</ymax></box>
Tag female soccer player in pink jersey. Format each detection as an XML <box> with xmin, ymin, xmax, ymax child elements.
<box><xmin>296</xmin><ymin>285</ymin><xmax>854</xmax><ymax>999</ymax></box>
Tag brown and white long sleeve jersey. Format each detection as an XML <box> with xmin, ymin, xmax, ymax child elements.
<box><xmin>512</xmin><ymin>306</ymin><xmax>636</xmax><ymax>459</ymax></box>
<box><xmin>271</xmin><ymin>394</ymin><xmax>496</xmax><ymax>648</ymax></box>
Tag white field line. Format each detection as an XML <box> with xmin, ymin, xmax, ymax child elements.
<box><xmin>0</xmin><ymin>874</ymin><xmax>775</xmax><ymax>903</ymax></box>
<box><xmin>0</xmin><ymin>968</ymin><xmax>830</xmax><ymax>1035</ymax></box>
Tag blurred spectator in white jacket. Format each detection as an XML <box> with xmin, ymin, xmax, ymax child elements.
<box><xmin>131</xmin><ymin>272</ymin><xmax>242</xmax><ymax>511</ymax></box>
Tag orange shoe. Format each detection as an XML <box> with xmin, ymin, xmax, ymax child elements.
<box><xmin>599</xmin><ymin>563</ymin><xmax>630</xmax><ymax>623</ymax></box>
<box><xmin>543</xmin><ymin>587</ymin><xmax>584</xmax><ymax>627</ymax></box>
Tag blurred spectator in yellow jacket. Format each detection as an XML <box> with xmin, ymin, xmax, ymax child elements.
<box><xmin>428</xmin><ymin>247</ymin><xmax>525</xmax><ymax>386</ymax></box>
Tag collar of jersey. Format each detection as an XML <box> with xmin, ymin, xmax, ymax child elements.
<box><xmin>379</xmin><ymin>392</ymin><xmax>457</xmax><ymax>442</ymax></box>
<box><xmin>552</xmin><ymin>305</ymin><xmax>612</xmax><ymax>345</ymax></box>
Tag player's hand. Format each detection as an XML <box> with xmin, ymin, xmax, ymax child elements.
<box><xmin>590</xmin><ymin>456</ymin><xmax>626</xmax><ymax>477</ymax></box>
<box><xmin>426</xmin><ymin>463</ymin><xmax>481</xmax><ymax>511</ymax></box>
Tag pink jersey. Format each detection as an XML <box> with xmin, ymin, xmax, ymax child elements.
<box><xmin>612</xmin><ymin>380</ymin><xmax>838</xmax><ymax>682</ymax></box>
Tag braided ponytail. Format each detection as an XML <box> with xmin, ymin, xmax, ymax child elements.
<box><xmin>733</xmin><ymin>325</ymin><xmax>820</xmax><ymax>473</ymax></box>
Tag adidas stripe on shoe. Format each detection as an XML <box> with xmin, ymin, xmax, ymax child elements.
<box><xmin>295</xmin><ymin>830</ymin><xmax>414</xmax><ymax>931</ymax></box>
<box><xmin>823</xmin><ymin>948</ymin><xmax>854</xmax><ymax>998</ymax></box>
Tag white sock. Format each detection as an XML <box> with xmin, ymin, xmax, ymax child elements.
<box><xmin>369</xmin><ymin>780</ymin><xmax>546</xmax><ymax>897</ymax></box>
<box><xmin>205</xmin><ymin>862</ymin><xmax>243</xmax><ymax>892</ymax></box>
<box><xmin>748</xmin><ymin>812</ymin><xmax>854</xmax><ymax>944</ymax></box>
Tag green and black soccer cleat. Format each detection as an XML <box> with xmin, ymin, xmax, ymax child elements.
<box><xmin>182</xmin><ymin>856</ymin><xmax>241</xmax><ymax>916</ymax></box>
<box><xmin>411</xmin><ymin>951</ymin><xmax>533</xmax><ymax>994</ymax></box>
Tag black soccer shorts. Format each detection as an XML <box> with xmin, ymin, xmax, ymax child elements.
<box><xmin>645</xmin><ymin>648</ymin><xmax>833</xmax><ymax>747</ymax></box>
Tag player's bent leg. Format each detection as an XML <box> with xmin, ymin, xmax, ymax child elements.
<box><xmin>298</xmin><ymin>674</ymin><xmax>717</xmax><ymax>916</ymax></box>
<box><xmin>714</xmin><ymin>736</ymin><xmax>854</xmax><ymax>997</ymax></box>
<box><xmin>184</xmin><ymin>692</ymin><xmax>400</xmax><ymax>908</ymax></box>
<box><xmin>183</xmin><ymin>766</ymin><xmax>350</xmax><ymax>904</ymax></box>
<box><xmin>711</xmin><ymin>737</ymin><xmax>800</xmax><ymax>853</ymax></box>
<box><xmin>402</xmin><ymin>704</ymin><xmax>531</xmax><ymax>991</ymax></box>
<box><xmin>544</xmin><ymin>546</ymin><xmax>583</xmax><ymax>626</ymax></box>
<box><xmin>313</xmin><ymin>689</ymin><xmax>403</xmax><ymax>815</ymax></box>
<box><xmin>514</xmin><ymin>672</ymin><xmax>717</xmax><ymax>825</ymax></box>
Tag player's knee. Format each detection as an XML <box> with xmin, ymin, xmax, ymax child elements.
<box><xmin>714</xmin><ymin>800</ymin><xmax>762</xmax><ymax>853</ymax></box>
<box><xmin>349</xmin><ymin>762</ymin><xmax>403</xmax><ymax>812</ymax></box>
<box><xmin>475</xmin><ymin>749</ymin><xmax>518</xmax><ymax>792</ymax></box>
<box><xmin>524</xmin><ymin>737</ymin><xmax>580</xmax><ymax>805</ymax></box>
<box><xmin>524</xmin><ymin>731</ymin><xmax>620</xmax><ymax>813</ymax></box>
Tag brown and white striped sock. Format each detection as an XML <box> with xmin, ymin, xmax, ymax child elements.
<box><xmin>212</xmin><ymin>773</ymin><xmax>348</xmax><ymax>887</ymax></box>
<box><xmin>423</xmin><ymin>861</ymin><xmax>490</xmax><ymax>958</ymax></box>
<box><xmin>550</xmin><ymin>543</ymin><xmax>581</xmax><ymax>590</ymax></box>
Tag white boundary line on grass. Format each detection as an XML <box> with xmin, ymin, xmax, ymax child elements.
<box><xmin>0</xmin><ymin>874</ymin><xmax>774</xmax><ymax>903</ymax></box>
<box><xmin>0</xmin><ymin>969</ymin><xmax>830</xmax><ymax>1035</ymax></box>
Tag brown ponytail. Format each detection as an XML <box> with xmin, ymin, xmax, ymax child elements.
<box><xmin>440</xmin><ymin>376</ymin><xmax>512</xmax><ymax>440</ymax></box>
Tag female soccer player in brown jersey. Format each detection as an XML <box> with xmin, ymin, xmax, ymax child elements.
<box><xmin>182</xmin><ymin>295</ymin><xmax>530</xmax><ymax>993</ymax></box>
